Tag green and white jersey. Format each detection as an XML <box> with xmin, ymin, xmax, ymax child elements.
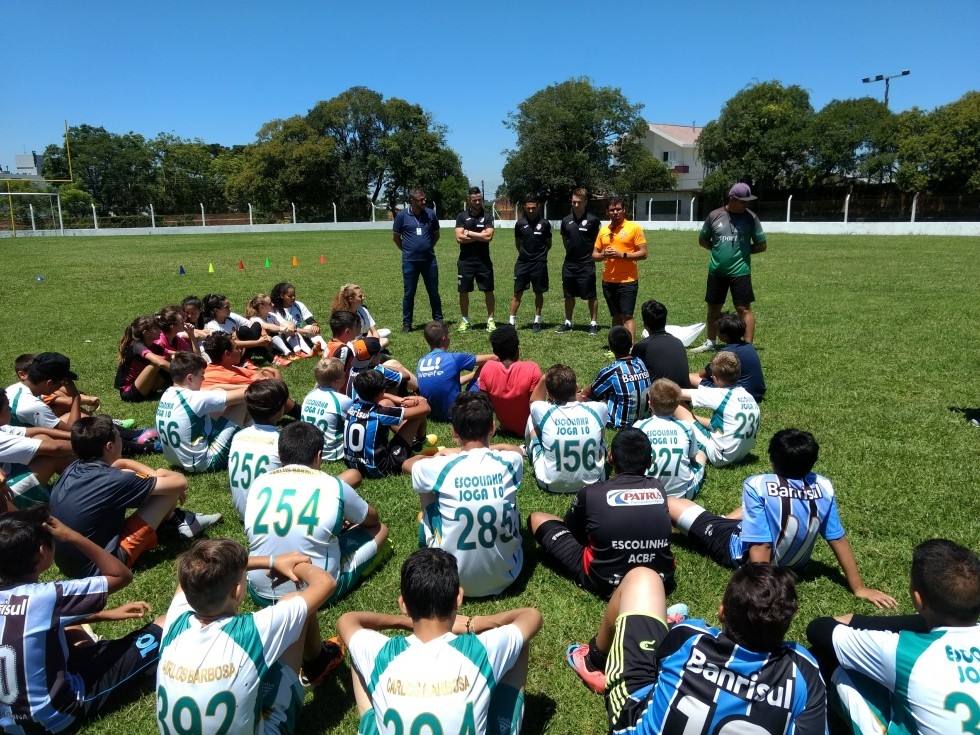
<box><xmin>244</xmin><ymin>465</ymin><xmax>369</xmax><ymax>600</ymax></box>
<box><xmin>700</xmin><ymin>206</ymin><xmax>766</xmax><ymax>277</ymax></box>
<box><xmin>349</xmin><ymin>627</ymin><xmax>524</xmax><ymax>735</ymax></box>
<box><xmin>633</xmin><ymin>415</ymin><xmax>704</xmax><ymax>499</ymax></box>
<box><xmin>156</xmin><ymin>386</ymin><xmax>227</xmax><ymax>472</ymax></box>
<box><xmin>412</xmin><ymin>448</ymin><xmax>523</xmax><ymax>598</ymax></box>
<box><xmin>5</xmin><ymin>383</ymin><xmax>59</xmax><ymax>428</ymax></box>
<box><xmin>689</xmin><ymin>385</ymin><xmax>759</xmax><ymax>465</ymax></box>
<box><xmin>832</xmin><ymin>624</ymin><xmax>980</xmax><ymax>735</ymax></box>
<box><xmin>156</xmin><ymin>592</ymin><xmax>307</xmax><ymax>735</ymax></box>
<box><xmin>527</xmin><ymin>400</ymin><xmax>607</xmax><ymax>493</ymax></box>
<box><xmin>301</xmin><ymin>387</ymin><xmax>351</xmax><ymax>462</ymax></box>
<box><xmin>228</xmin><ymin>424</ymin><xmax>281</xmax><ymax>521</ymax></box>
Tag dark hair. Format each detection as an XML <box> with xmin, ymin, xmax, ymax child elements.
<box><xmin>0</xmin><ymin>505</ymin><xmax>53</xmax><ymax>580</ymax></box>
<box><xmin>354</xmin><ymin>369</ymin><xmax>386</xmax><ymax>401</ymax></box>
<box><xmin>610</xmin><ymin>428</ymin><xmax>653</xmax><ymax>475</ymax></box>
<box><xmin>14</xmin><ymin>354</ymin><xmax>36</xmax><ymax>375</ymax></box>
<box><xmin>270</xmin><ymin>282</ymin><xmax>294</xmax><ymax>310</ymax></box>
<box><xmin>0</xmin><ymin>390</ymin><xmax>8</xmax><ymax>413</ymax></box>
<box><xmin>177</xmin><ymin>539</ymin><xmax>248</xmax><ymax>616</ymax></box>
<box><xmin>278</xmin><ymin>420</ymin><xmax>325</xmax><ymax>466</ymax></box>
<box><xmin>607</xmin><ymin>325</ymin><xmax>633</xmax><ymax>357</ymax></box>
<box><xmin>768</xmin><ymin>429</ymin><xmax>819</xmax><ymax>479</ymax></box>
<box><xmin>607</xmin><ymin>195</ymin><xmax>624</xmax><ymax>207</ymax></box>
<box><xmin>489</xmin><ymin>324</ymin><xmax>519</xmax><ymax>361</ymax></box>
<box><xmin>640</xmin><ymin>300</ymin><xmax>668</xmax><ymax>332</ymax></box>
<box><xmin>155</xmin><ymin>305</ymin><xmax>185</xmax><ymax>332</ymax></box>
<box><xmin>181</xmin><ymin>296</ymin><xmax>205</xmax><ymax>329</ymax></box>
<box><xmin>450</xmin><ymin>392</ymin><xmax>494</xmax><ymax>442</ymax></box>
<box><xmin>468</xmin><ymin>186</ymin><xmax>482</xmax><ymax>196</ymax></box>
<box><xmin>71</xmin><ymin>415</ymin><xmax>118</xmax><ymax>461</ymax></box>
<box><xmin>571</xmin><ymin>187</ymin><xmax>588</xmax><ymax>200</ymax></box>
<box><xmin>117</xmin><ymin>316</ymin><xmax>157</xmax><ymax>367</ymax></box>
<box><xmin>717</xmin><ymin>312</ymin><xmax>747</xmax><ymax>342</ymax></box>
<box><xmin>170</xmin><ymin>351</ymin><xmax>207</xmax><ymax>382</ymax></box>
<box><xmin>245</xmin><ymin>379</ymin><xmax>289</xmax><ymax>424</ymax></box>
<box><xmin>423</xmin><ymin>320</ymin><xmax>450</xmax><ymax>349</ymax></box>
<box><xmin>202</xmin><ymin>332</ymin><xmax>234</xmax><ymax>363</ymax></box>
<box><xmin>400</xmin><ymin>548</ymin><xmax>460</xmax><ymax>620</ymax></box>
<box><xmin>545</xmin><ymin>364</ymin><xmax>577</xmax><ymax>403</ymax></box>
<box><xmin>202</xmin><ymin>293</ymin><xmax>229</xmax><ymax>322</ymax></box>
<box><xmin>329</xmin><ymin>310</ymin><xmax>357</xmax><ymax>337</ymax></box>
<box><xmin>722</xmin><ymin>564</ymin><xmax>798</xmax><ymax>652</ymax></box>
<box><xmin>910</xmin><ymin>539</ymin><xmax>980</xmax><ymax>624</ymax></box>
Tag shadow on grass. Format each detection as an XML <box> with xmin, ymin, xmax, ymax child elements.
<box><xmin>302</xmin><ymin>663</ymin><xmax>354</xmax><ymax>731</ymax></box>
<box><xmin>949</xmin><ymin>406</ymin><xmax>980</xmax><ymax>423</ymax></box>
<box><xmin>522</xmin><ymin>691</ymin><xmax>558</xmax><ymax>735</ymax></box>
<box><xmin>466</xmin><ymin>533</ymin><xmax>539</xmax><ymax>602</ymax></box>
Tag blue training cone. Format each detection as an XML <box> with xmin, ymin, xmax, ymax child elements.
<box><xmin>179</xmin><ymin>265</ymin><xmax>186</xmax><ymax>275</ymax></box>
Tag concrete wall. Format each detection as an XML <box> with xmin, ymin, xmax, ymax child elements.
<box><xmin>4</xmin><ymin>219</ymin><xmax>980</xmax><ymax>238</ymax></box>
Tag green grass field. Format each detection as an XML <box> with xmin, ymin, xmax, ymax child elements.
<box><xmin>4</xmin><ymin>228</ymin><xmax>979</xmax><ymax>734</ymax></box>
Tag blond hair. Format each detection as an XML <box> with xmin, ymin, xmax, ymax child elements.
<box><xmin>710</xmin><ymin>351</ymin><xmax>741</xmax><ymax>386</ymax></box>
<box><xmin>313</xmin><ymin>357</ymin><xmax>344</xmax><ymax>387</ymax></box>
<box><xmin>649</xmin><ymin>378</ymin><xmax>682</xmax><ymax>415</ymax></box>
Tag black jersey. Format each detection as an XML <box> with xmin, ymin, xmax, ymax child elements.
<box><xmin>456</xmin><ymin>208</ymin><xmax>494</xmax><ymax>261</ymax></box>
<box><xmin>514</xmin><ymin>216</ymin><xmax>552</xmax><ymax>264</ymax></box>
<box><xmin>561</xmin><ymin>212</ymin><xmax>601</xmax><ymax>265</ymax></box>
<box><xmin>564</xmin><ymin>473</ymin><xmax>674</xmax><ymax>590</ymax></box>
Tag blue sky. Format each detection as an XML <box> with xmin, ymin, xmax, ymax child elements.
<box><xmin>3</xmin><ymin>0</ymin><xmax>977</xmax><ymax>195</ymax></box>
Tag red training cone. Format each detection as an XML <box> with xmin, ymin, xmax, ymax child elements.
<box><xmin>319</xmin><ymin>255</ymin><xmax>326</xmax><ymax>265</ymax></box>
<box><xmin>238</xmin><ymin>260</ymin><xmax>245</xmax><ymax>271</ymax></box>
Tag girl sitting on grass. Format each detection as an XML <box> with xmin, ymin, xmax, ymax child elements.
<box><xmin>270</xmin><ymin>281</ymin><xmax>327</xmax><ymax>356</ymax></box>
<box><xmin>115</xmin><ymin>315</ymin><xmax>171</xmax><ymax>402</ymax></box>
<box><xmin>244</xmin><ymin>293</ymin><xmax>295</xmax><ymax>367</ymax></box>
<box><xmin>330</xmin><ymin>283</ymin><xmax>391</xmax><ymax>348</ymax></box>
<box><xmin>202</xmin><ymin>293</ymin><xmax>272</xmax><ymax>366</ymax></box>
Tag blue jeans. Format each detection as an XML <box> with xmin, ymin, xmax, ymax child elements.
<box><xmin>402</xmin><ymin>257</ymin><xmax>443</xmax><ymax>327</ymax></box>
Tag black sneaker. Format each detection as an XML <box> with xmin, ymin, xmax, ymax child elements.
<box><xmin>301</xmin><ymin>636</ymin><xmax>347</xmax><ymax>688</ymax></box>
<box><xmin>401</xmin><ymin>325</ymin><xmax>413</xmax><ymax>333</ymax></box>
<box><xmin>532</xmin><ymin>322</ymin><xmax>542</xmax><ymax>333</ymax></box>
<box><xmin>588</xmin><ymin>324</ymin><xmax>599</xmax><ymax>336</ymax></box>
<box><xmin>555</xmin><ymin>323</ymin><xmax>573</xmax><ymax>334</ymax></box>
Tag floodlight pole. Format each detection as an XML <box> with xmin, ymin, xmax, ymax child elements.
<box><xmin>861</xmin><ymin>69</ymin><xmax>910</xmax><ymax>108</ymax></box>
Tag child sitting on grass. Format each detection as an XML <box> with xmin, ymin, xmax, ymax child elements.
<box><xmin>0</xmin><ymin>506</ymin><xmax>165</xmax><ymax>734</ymax></box>
<box><xmin>416</xmin><ymin>320</ymin><xmax>497</xmax><ymax>422</ymax></box>
<box><xmin>0</xmin><ymin>388</ymin><xmax>73</xmax><ymax>509</ymax></box>
<box><xmin>677</xmin><ymin>350</ymin><xmax>759</xmax><ymax>467</ymax></box>
<box><xmin>345</xmin><ymin>369</ymin><xmax>430</xmax><ymax>479</ymax></box>
<box><xmin>156</xmin><ymin>351</ymin><xmax>245</xmax><ymax>473</ymax></box>
<box><xmin>301</xmin><ymin>357</ymin><xmax>352</xmax><ymax>462</ymax></box>
<box><xmin>578</xmin><ymin>326</ymin><xmax>652</xmax><ymax>428</ymax></box>
<box><xmin>156</xmin><ymin>540</ymin><xmax>343</xmax><ymax>735</ymax></box>
<box><xmin>668</xmin><ymin>428</ymin><xmax>897</xmax><ymax>608</ymax></box>
<box><xmin>633</xmin><ymin>378</ymin><xmax>706</xmax><ymax>499</ymax></box>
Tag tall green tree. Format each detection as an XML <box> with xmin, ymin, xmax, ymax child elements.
<box><xmin>42</xmin><ymin>124</ymin><xmax>156</xmax><ymax>215</ymax></box>
<box><xmin>149</xmin><ymin>134</ymin><xmax>234</xmax><ymax>214</ymax></box>
<box><xmin>501</xmin><ymin>77</ymin><xmax>673</xmax><ymax>203</ymax></box>
<box><xmin>808</xmin><ymin>97</ymin><xmax>896</xmax><ymax>184</ymax></box>
<box><xmin>697</xmin><ymin>81</ymin><xmax>814</xmax><ymax>201</ymax></box>
<box><xmin>896</xmin><ymin>91</ymin><xmax>980</xmax><ymax>193</ymax></box>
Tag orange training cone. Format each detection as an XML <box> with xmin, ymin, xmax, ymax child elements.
<box><xmin>292</xmin><ymin>256</ymin><xmax>298</xmax><ymax>266</ymax></box>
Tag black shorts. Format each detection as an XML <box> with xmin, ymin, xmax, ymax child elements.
<box><xmin>686</xmin><ymin>511</ymin><xmax>741</xmax><ymax>568</ymax></box>
<box><xmin>514</xmin><ymin>261</ymin><xmax>549</xmax><ymax>294</ymax></box>
<box><xmin>68</xmin><ymin>622</ymin><xmax>162</xmax><ymax>719</ymax></box>
<box><xmin>458</xmin><ymin>258</ymin><xmax>494</xmax><ymax>293</ymax></box>
<box><xmin>533</xmin><ymin>520</ymin><xmax>623</xmax><ymax>599</ymax></box>
<box><xmin>705</xmin><ymin>273</ymin><xmax>755</xmax><ymax>306</ymax></box>
<box><xmin>347</xmin><ymin>434</ymin><xmax>412</xmax><ymax>479</ymax></box>
<box><xmin>562</xmin><ymin>262</ymin><xmax>597</xmax><ymax>299</ymax></box>
<box><xmin>606</xmin><ymin>613</ymin><xmax>669</xmax><ymax>731</ymax></box>
<box><xmin>602</xmin><ymin>281</ymin><xmax>639</xmax><ymax>317</ymax></box>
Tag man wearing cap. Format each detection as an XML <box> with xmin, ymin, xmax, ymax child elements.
<box><xmin>690</xmin><ymin>183</ymin><xmax>767</xmax><ymax>353</ymax></box>
<box><xmin>393</xmin><ymin>188</ymin><xmax>443</xmax><ymax>333</ymax></box>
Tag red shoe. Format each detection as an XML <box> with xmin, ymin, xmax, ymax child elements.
<box><xmin>242</xmin><ymin>360</ymin><xmax>259</xmax><ymax>370</ymax></box>
<box><xmin>309</xmin><ymin>342</ymin><xmax>323</xmax><ymax>357</ymax></box>
<box><xmin>272</xmin><ymin>355</ymin><xmax>292</xmax><ymax>368</ymax></box>
<box><xmin>565</xmin><ymin>644</ymin><xmax>606</xmax><ymax>694</ymax></box>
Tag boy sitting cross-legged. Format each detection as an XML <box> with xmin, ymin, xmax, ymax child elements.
<box><xmin>578</xmin><ymin>326</ymin><xmax>652</xmax><ymax>428</ymax></box>
<box><xmin>668</xmin><ymin>428</ymin><xmax>897</xmax><ymax>608</ymax></box>
<box><xmin>402</xmin><ymin>392</ymin><xmax>524</xmax><ymax>598</ymax></box>
<box><xmin>566</xmin><ymin>563</ymin><xmax>827</xmax><ymax>734</ymax></box>
<box><xmin>50</xmin><ymin>415</ymin><xmax>219</xmax><ymax>579</ymax></box>
<box><xmin>339</xmin><ymin>548</ymin><xmax>543</xmax><ymax>735</ymax></box>
<box><xmin>633</xmin><ymin>378</ymin><xmax>706</xmax><ymax>499</ymax></box>
<box><xmin>676</xmin><ymin>350</ymin><xmax>759</xmax><ymax>467</ymax></box>
<box><xmin>301</xmin><ymin>357</ymin><xmax>354</xmax><ymax>463</ymax></box>
<box><xmin>156</xmin><ymin>351</ymin><xmax>246</xmax><ymax>473</ymax></box>
<box><xmin>156</xmin><ymin>540</ymin><xmax>341</xmax><ymax>735</ymax></box>
<box><xmin>345</xmin><ymin>369</ymin><xmax>430</xmax><ymax>479</ymax></box>
<box><xmin>227</xmin><ymin>379</ymin><xmax>287</xmax><ymax>521</ymax></box>
<box><xmin>0</xmin><ymin>506</ymin><xmax>165</xmax><ymax>734</ymax></box>
<box><xmin>245</xmin><ymin>421</ymin><xmax>389</xmax><ymax>608</ymax></box>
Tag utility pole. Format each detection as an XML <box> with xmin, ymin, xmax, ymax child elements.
<box><xmin>862</xmin><ymin>69</ymin><xmax>910</xmax><ymax>108</ymax></box>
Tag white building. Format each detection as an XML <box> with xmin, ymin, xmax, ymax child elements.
<box><xmin>635</xmin><ymin>123</ymin><xmax>705</xmax><ymax>222</ymax></box>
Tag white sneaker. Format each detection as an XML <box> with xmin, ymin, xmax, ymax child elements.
<box><xmin>688</xmin><ymin>339</ymin><xmax>716</xmax><ymax>354</ymax></box>
<box><xmin>168</xmin><ymin>508</ymin><xmax>222</xmax><ymax>539</ymax></box>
